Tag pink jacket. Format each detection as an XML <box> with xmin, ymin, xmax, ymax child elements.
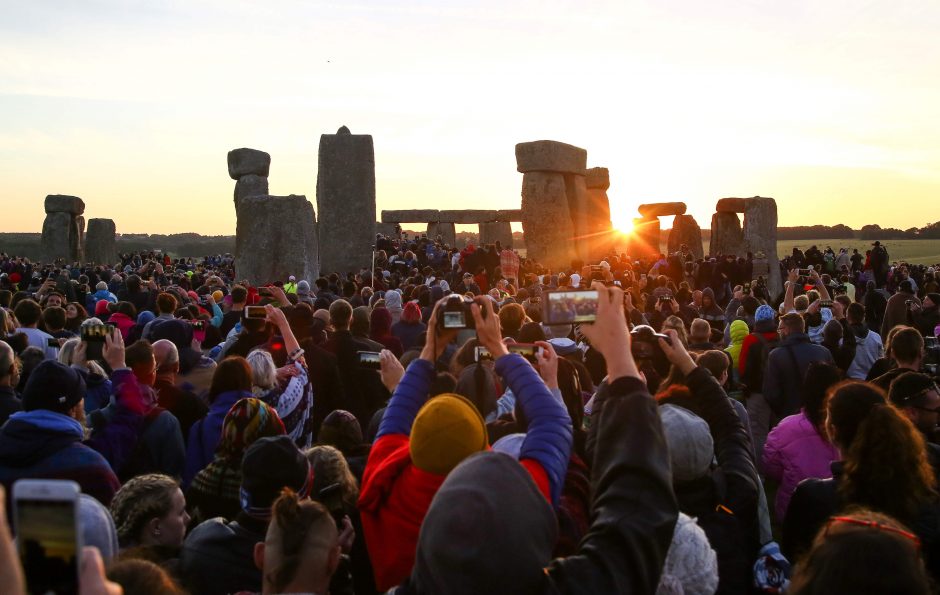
<box><xmin>108</xmin><ymin>312</ymin><xmax>136</xmax><ymax>341</ymax></box>
<box><xmin>762</xmin><ymin>410</ymin><xmax>840</xmax><ymax>522</ymax></box>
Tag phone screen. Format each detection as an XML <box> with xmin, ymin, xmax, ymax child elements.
<box><xmin>358</xmin><ymin>351</ymin><xmax>381</xmax><ymax>369</ymax></box>
<box><xmin>16</xmin><ymin>499</ymin><xmax>79</xmax><ymax>595</ymax></box>
<box><xmin>543</xmin><ymin>290</ymin><xmax>599</xmax><ymax>325</ymax></box>
<box><xmin>244</xmin><ymin>306</ymin><xmax>267</xmax><ymax>319</ymax></box>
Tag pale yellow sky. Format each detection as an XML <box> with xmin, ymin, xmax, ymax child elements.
<box><xmin>2</xmin><ymin>0</ymin><xmax>938</xmax><ymax>235</ymax></box>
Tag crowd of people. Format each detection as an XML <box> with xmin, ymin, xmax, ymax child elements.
<box><xmin>0</xmin><ymin>230</ymin><xmax>937</xmax><ymax>594</ymax></box>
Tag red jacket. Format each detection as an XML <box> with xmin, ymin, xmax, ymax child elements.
<box><xmin>358</xmin><ymin>433</ymin><xmax>550</xmax><ymax>590</ymax></box>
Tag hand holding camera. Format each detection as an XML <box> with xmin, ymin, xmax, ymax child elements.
<box><xmin>471</xmin><ymin>297</ymin><xmax>508</xmax><ymax>360</ymax></box>
<box><xmin>657</xmin><ymin>328</ymin><xmax>696</xmax><ymax>376</ymax></box>
<box><xmin>579</xmin><ymin>282</ymin><xmax>642</xmax><ymax>383</ymax></box>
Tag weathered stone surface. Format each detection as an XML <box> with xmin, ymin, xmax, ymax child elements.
<box><xmin>520</xmin><ymin>172</ymin><xmax>576</xmax><ymax>269</ymax></box>
<box><xmin>716</xmin><ymin>197</ymin><xmax>748</xmax><ymax>213</ymax></box>
<box><xmin>710</xmin><ymin>211</ymin><xmax>744</xmax><ymax>257</ymax></box>
<box><xmin>667</xmin><ymin>214</ymin><xmax>704</xmax><ymax>259</ymax></box>
<box><xmin>637</xmin><ymin>202</ymin><xmax>687</xmax><ymax>218</ymax></box>
<box><xmin>494</xmin><ymin>210</ymin><xmax>523</xmax><ymax>222</ymax></box>
<box><xmin>376</xmin><ymin>222</ymin><xmax>399</xmax><ymax>238</ymax></box>
<box><xmin>85</xmin><ymin>219</ymin><xmax>117</xmax><ymax>265</ymax></box>
<box><xmin>381</xmin><ymin>209</ymin><xmax>441</xmax><ymax>223</ymax></box>
<box><xmin>41</xmin><ymin>212</ymin><xmax>74</xmax><ymax>262</ymax></box>
<box><xmin>235</xmin><ymin>195</ymin><xmax>319</xmax><ymax>284</ymax></box>
<box><xmin>227</xmin><ymin>148</ymin><xmax>271</xmax><ymax>180</ymax></box>
<box><xmin>515</xmin><ymin>140</ymin><xmax>587</xmax><ymax>175</ymax></box>
<box><xmin>426</xmin><ymin>222</ymin><xmax>457</xmax><ymax>247</ymax></box>
<box><xmin>742</xmin><ymin>196</ymin><xmax>780</xmax><ymax>297</ymax></box>
<box><xmin>44</xmin><ymin>195</ymin><xmax>85</xmax><ymax>215</ymax></box>
<box><xmin>628</xmin><ymin>218</ymin><xmax>661</xmax><ymax>260</ymax></box>
<box><xmin>316</xmin><ymin>131</ymin><xmax>376</xmax><ymax>274</ymax></box>
<box><xmin>564</xmin><ymin>174</ymin><xmax>591</xmax><ymax>262</ymax></box>
<box><xmin>439</xmin><ymin>210</ymin><xmax>499</xmax><ymax>225</ymax></box>
<box><xmin>584</xmin><ymin>167</ymin><xmax>610</xmax><ymax>190</ymax></box>
<box><xmin>479</xmin><ymin>221</ymin><xmax>513</xmax><ymax>248</ymax></box>
<box><xmin>234</xmin><ymin>174</ymin><xmax>269</xmax><ymax>205</ymax></box>
<box><xmin>71</xmin><ymin>216</ymin><xmax>85</xmax><ymax>263</ymax></box>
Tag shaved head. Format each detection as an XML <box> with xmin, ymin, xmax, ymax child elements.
<box><xmin>152</xmin><ymin>339</ymin><xmax>179</xmax><ymax>373</ymax></box>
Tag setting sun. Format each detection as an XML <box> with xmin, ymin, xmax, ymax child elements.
<box><xmin>612</xmin><ymin>215</ymin><xmax>634</xmax><ymax>235</ymax></box>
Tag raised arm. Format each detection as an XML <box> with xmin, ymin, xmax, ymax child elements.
<box><xmin>377</xmin><ymin>298</ymin><xmax>457</xmax><ymax>438</ymax></box>
<box><xmin>548</xmin><ymin>283</ymin><xmax>677</xmax><ymax>593</ymax></box>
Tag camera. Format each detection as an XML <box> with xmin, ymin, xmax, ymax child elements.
<box><xmin>590</xmin><ymin>265</ymin><xmax>605</xmax><ymax>281</ymax></box>
<box><xmin>436</xmin><ymin>294</ymin><xmax>486</xmax><ymax>330</ymax></box>
<box><xmin>630</xmin><ymin>325</ymin><xmax>672</xmax><ymax>375</ymax></box>
<box><xmin>743</xmin><ymin>282</ymin><xmax>751</xmax><ymax>295</ymax></box>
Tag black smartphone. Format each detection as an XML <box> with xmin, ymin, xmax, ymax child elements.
<box><xmin>14</xmin><ymin>479</ymin><xmax>81</xmax><ymax>595</ymax></box>
<box><xmin>244</xmin><ymin>306</ymin><xmax>267</xmax><ymax>319</ymax></box>
<box><xmin>80</xmin><ymin>324</ymin><xmax>113</xmax><ymax>361</ymax></box>
<box><xmin>543</xmin><ymin>289</ymin><xmax>599</xmax><ymax>325</ymax></box>
<box><xmin>46</xmin><ymin>338</ymin><xmax>59</xmax><ymax>348</ymax></box>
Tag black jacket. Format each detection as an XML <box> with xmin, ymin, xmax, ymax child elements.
<box><xmin>661</xmin><ymin>367</ymin><xmax>761</xmax><ymax>594</ymax></box>
<box><xmin>324</xmin><ymin>330</ymin><xmax>389</xmax><ymax>429</ymax></box>
<box><xmin>396</xmin><ymin>376</ymin><xmax>678</xmax><ymax>595</ymax></box>
<box><xmin>763</xmin><ymin>333</ymin><xmax>833</xmax><ymax>419</ymax></box>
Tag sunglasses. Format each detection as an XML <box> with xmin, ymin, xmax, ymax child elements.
<box><xmin>826</xmin><ymin>516</ymin><xmax>921</xmax><ymax>550</ymax></box>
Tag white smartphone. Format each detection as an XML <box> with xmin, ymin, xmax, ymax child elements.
<box><xmin>13</xmin><ymin>479</ymin><xmax>82</xmax><ymax>595</ymax></box>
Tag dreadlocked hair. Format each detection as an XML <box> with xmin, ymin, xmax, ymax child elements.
<box><xmin>266</xmin><ymin>488</ymin><xmax>335</xmax><ymax>594</ymax></box>
<box><xmin>110</xmin><ymin>474</ymin><xmax>179</xmax><ymax>547</ymax></box>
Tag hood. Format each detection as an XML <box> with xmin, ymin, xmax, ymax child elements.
<box><xmin>0</xmin><ymin>410</ymin><xmax>84</xmax><ymax>467</ymax></box>
<box><xmin>411</xmin><ymin>452</ymin><xmax>555</xmax><ymax>595</ymax></box>
<box><xmin>384</xmin><ymin>291</ymin><xmax>403</xmax><ymax>310</ymax></box>
<box><xmin>729</xmin><ymin>320</ymin><xmax>749</xmax><ymax>344</ymax></box>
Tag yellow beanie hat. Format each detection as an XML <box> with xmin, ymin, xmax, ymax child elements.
<box><xmin>409</xmin><ymin>394</ymin><xmax>488</xmax><ymax>475</ymax></box>
<box><xmin>212</xmin><ymin>290</ymin><xmax>224</xmax><ymax>303</ymax></box>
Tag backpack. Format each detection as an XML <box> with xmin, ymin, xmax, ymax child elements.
<box><xmin>742</xmin><ymin>332</ymin><xmax>779</xmax><ymax>395</ymax></box>
<box><xmin>90</xmin><ymin>406</ymin><xmax>165</xmax><ymax>482</ymax></box>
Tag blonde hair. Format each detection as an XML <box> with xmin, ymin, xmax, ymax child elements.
<box><xmin>110</xmin><ymin>474</ymin><xmax>179</xmax><ymax>547</ymax></box>
<box><xmin>305</xmin><ymin>445</ymin><xmax>359</xmax><ymax>510</ymax></box>
<box><xmin>247</xmin><ymin>349</ymin><xmax>277</xmax><ymax>391</ymax></box>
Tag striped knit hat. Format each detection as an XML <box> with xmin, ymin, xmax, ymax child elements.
<box><xmin>217</xmin><ymin>398</ymin><xmax>286</xmax><ymax>463</ymax></box>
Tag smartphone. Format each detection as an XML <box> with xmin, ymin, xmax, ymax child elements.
<box><xmin>80</xmin><ymin>323</ymin><xmax>114</xmax><ymax>361</ymax></box>
<box><xmin>46</xmin><ymin>338</ymin><xmax>60</xmax><ymax>348</ymax></box>
<box><xmin>507</xmin><ymin>343</ymin><xmax>541</xmax><ymax>359</ymax></box>
<box><xmin>13</xmin><ymin>479</ymin><xmax>81</xmax><ymax>595</ymax></box>
<box><xmin>820</xmin><ymin>300</ymin><xmax>833</xmax><ymax>309</ymax></box>
<box><xmin>475</xmin><ymin>346</ymin><xmax>493</xmax><ymax>362</ymax></box>
<box><xmin>190</xmin><ymin>320</ymin><xmax>205</xmax><ymax>331</ymax></box>
<box><xmin>798</xmin><ymin>269</ymin><xmax>811</xmax><ymax>277</ymax></box>
<box><xmin>543</xmin><ymin>289</ymin><xmax>599</xmax><ymax>325</ymax></box>
<box><xmin>358</xmin><ymin>351</ymin><xmax>381</xmax><ymax>369</ymax></box>
<box><xmin>244</xmin><ymin>306</ymin><xmax>267</xmax><ymax>319</ymax></box>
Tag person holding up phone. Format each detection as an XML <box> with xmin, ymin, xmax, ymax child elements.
<box><xmin>358</xmin><ymin>296</ymin><xmax>573</xmax><ymax>591</ymax></box>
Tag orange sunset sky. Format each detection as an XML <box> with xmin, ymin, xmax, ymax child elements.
<box><xmin>2</xmin><ymin>1</ymin><xmax>938</xmax><ymax>235</ymax></box>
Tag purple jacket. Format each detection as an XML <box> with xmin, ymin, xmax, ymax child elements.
<box><xmin>762</xmin><ymin>410</ymin><xmax>840</xmax><ymax>521</ymax></box>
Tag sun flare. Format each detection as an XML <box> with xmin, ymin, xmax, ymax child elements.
<box><xmin>612</xmin><ymin>216</ymin><xmax>634</xmax><ymax>235</ymax></box>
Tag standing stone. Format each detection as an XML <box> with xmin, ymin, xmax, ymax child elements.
<box><xmin>516</xmin><ymin>140</ymin><xmax>587</xmax><ymax>269</ymax></box>
<box><xmin>376</xmin><ymin>222</ymin><xmax>399</xmax><ymax>239</ymax></box>
<box><xmin>710</xmin><ymin>212</ymin><xmax>744</xmax><ymax>257</ymax></box>
<box><xmin>235</xmin><ymin>195</ymin><xmax>319</xmax><ymax>285</ymax></box>
<box><xmin>479</xmin><ymin>221</ymin><xmax>513</xmax><ymax>248</ymax></box>
<box><xmin>234</xmin><ymin>174</ymin><xmax>269</xmax><ymax>206</ymax></box>
<box><xmin>629</xmin><ymin>218</ymin><xmax>661</xmax><ymax>261</ymax></box>
<box><xmin>426</xmin><ymin>222</ymin><xmax>457</xmax><ymax>247</ymax></box>
<box><xmin>583</xmin><ymin>167</ymin><xmax>615</xmax><ymax>261</ymax></box>
<box><xmin>85</xmin><ymin>219</ymin><xmax>117</xmax><ymax>265</ymax></box>
<box><xmin>227</xmin><ymin>149</ymin><xmax>271</xmax><ymax>179</ymax></box>
<box><xmin>742</xmin><ymin>197</ymin><xmax>781</xmax><ymax>297</ymax></box>
<box><xmin>638</xmin><ymin>202</ymin><xmax>687</xmax><ymax>218</ymax></box>
<box><xmin>667</xmin><ymin>214</ymin><xmax>704</xmax><ymax>259</ymax></box>
<box><xmin>317</xmin><ymin>126</ymin><xmax>376</xmax><ymax>274</ymax></box>
<box><xmin>71</xmin><ymin>216</ymin><xmax>85</xmax><ymax>263</ymax></box>
<box><xmin>519</xmin><ymin>172</ymin><xmax>577</xmax><ymax>269</ymax></box>
<box><xmin>41</xmin><ymin>212</ymin><xmax>74</xmax><ymax>262</ymax></box>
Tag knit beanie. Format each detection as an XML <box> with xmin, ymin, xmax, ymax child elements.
<box><xmin>79</xmin><ymin>494</ymin><xmax>119</xmax><ymax>563</ymax></box>
<box><xmin>755</xmin><ymin>304</ymin><xmax>775</xmax><ymax>322</ymax></box>
<box><xmin>659</xmin><ymin>404</ymin><xmax>713</xmax><ymax>482</ymax></box>
<box><xmin>22</xmin><ymin>360</ymin><xmax>86</xmax><ymax>413</ymax></box>
<box><xmin>240</xmin><ymin>436</ymin><xmax>312</xmax><ymax>519</ymax></box>
<box><xmin>212</xmin><ymin>290</ymin><xmax>224</xmax><ymax>303</ymax></box>
<box><xmin>410</xmin><ymin>394</ymin><xmax>488</xmax><ymax>475</ymax></box>
<box><xmin>657</xmin><ymin>513</ymin><xmax>719</xmax><ymax>595</ymax></box>
<box><xmin>217</xmin><ymin>398</ymin><xmax>286</xmax><ymax>463</ymax></box>
<box><xmin>95</xmin><ymin>300</ymin><xmax>110</xmax><ymax>316</ymax></box>
<box><xmin>317</xmin><ymin>409</ymin><xmax>364</xmax><ymax>453</ymax></box>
